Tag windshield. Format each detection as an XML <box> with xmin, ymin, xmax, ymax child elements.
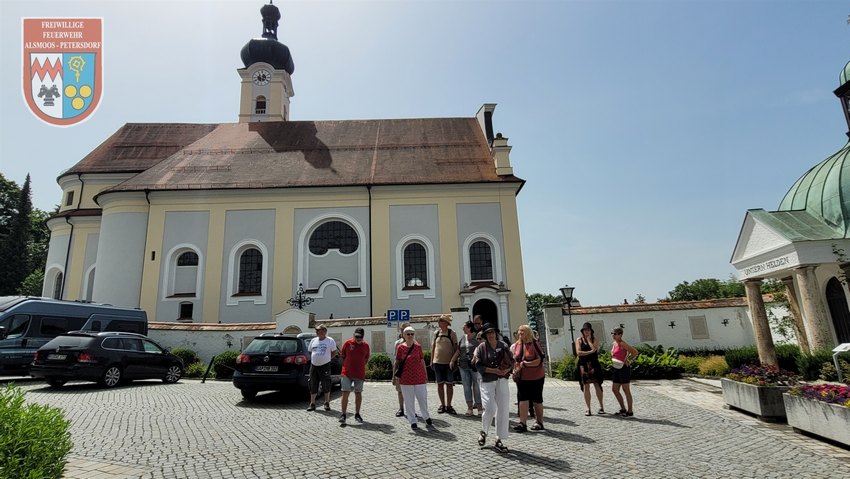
<box><xmin>42</xmin><ymin>336</ymin><xmax>94</xmax><ymax>349</ymax></box>
<box><xmin>244</xmin><ymin>338</ymin><xmax>301</xmax><ymax>354</ymax></box>
<box><xmin>0</xmin><ymin>314</ymin><xmax>31</xmax><ymax>337</ymax></box>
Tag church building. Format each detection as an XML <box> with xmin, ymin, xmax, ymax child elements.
<box><xmin>731</xmin><ymin>60</ymin><xmax>850</xmax><ymax>362</ymax></box>
<box><xmin>43</xmin><ymin>2</ymin><xmax>527</xmax><ymax>335</ymax></box>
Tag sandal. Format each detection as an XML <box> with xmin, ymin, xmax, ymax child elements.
<box><xmin>478</xmin><ymin>431</ymin><xmax>487</xmax><ymax>447</ymax></box>
<box><xmin>530</xmin><ymin>422</ymin><xmax>544</xmax><ymax>431</ymax></box>
<box><xmin>585</xmin><ymin>411</ymin><xmax>592</xmax><ymax>416</ymax></box>
<box><xmin>618</xmin><ymin>409</ymin><xmax>627</xmax><ymax>416</ymax></box>
<box><xmin>446</xmin><ymin>406</ymin><xmax>457</xmax><ymax>415</ymax></box>
<box><xmin>493</xmin><ymin>440</ymin><xmax>508</xmax><ymax>453</ymax></box>
<box><xmin>437</xmin><ymin>405</ymin><xmax>446</xmax><ymax>414</ymax></box>
<box><xmin>597</xmin><ymin>409</ymin><xmax>606</xmax><ymax>415</ymax></box>
<box><xmin>512</xmin><ymin>423</ymin><xmax>527</xmax><ymax>433</ymax></box>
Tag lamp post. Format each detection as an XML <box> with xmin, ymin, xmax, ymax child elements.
<box><xmin>560</xmin><ymin>285</ymin><xmax>576</xmax><ymax>355</ymax></box>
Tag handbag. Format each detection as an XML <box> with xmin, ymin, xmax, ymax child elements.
<box><xmin>612</xmin><ymin>358</ymin><xmax>625</xmax><ymax>369</ymax></box>
<box><xmin>394</xmin><ymin>343</ymin><xmax>415</xmax><ymax>378</ymax></box>
<box><xmin>512</xmin><ymin>343</ymin><xmax>524</xmax><ymax>382</ymax></box>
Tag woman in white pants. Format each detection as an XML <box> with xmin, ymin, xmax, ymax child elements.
<box><xmin>393</xmin><ymin>326</ymin><xmax>431</xmax><ymax>430</ymax></box>
<box><xmin>472</xmin><ymin>323</ymin><xmax>514</xmax><ymax>453</ymax></box>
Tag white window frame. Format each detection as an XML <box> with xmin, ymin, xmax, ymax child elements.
<box><xmin>462</xmin><ymin>233</ymin><xmax>503</xmax><ymax>285</ymax></box>
<box><xmin>226</xmin><ymin>240</ymin><xmax>268</xmax><ymax>306</ymax></box>
<box><xmin>297</xmin><ymin>213</ymin><xmax>367</xmax><ymax>298</ymax></box>
<box><xmin>395</xmin><ymin>234</ymin><xmax>436</xmax><ymax>299</ymax></box>
<box><xmin>162</xmin><ymin>244</ymin><xmax>204</xmax><ymax>301</ymax></box>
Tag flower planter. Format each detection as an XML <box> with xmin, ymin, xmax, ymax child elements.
<box><xmin>783</xmin><ymin>393</ymin><xmax>850</xmax><ymax>447</ymax></box>
<box><xmin>721</xmin><ymin>378</ymin><xmax>788</xmax><ymax>421</ymax></box>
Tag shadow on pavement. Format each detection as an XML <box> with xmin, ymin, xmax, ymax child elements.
<box><xmin>235</xmin><ymin>389</ymin><xmax>342</xmax><ymax>409</ymax></box>
<box><xmin>594</xmin><ymin>413</ymin><xmax>690</xmax><ymax>428</ymax></box>
<box><xmin>347</xmin><ymin>421</ymin><xmax>397</xmax><ymax>435</ymax></box>
<box><xmin>498</xmin><ymin>449</ymin><xmax>572</xmax><ymax>473</ymax></box>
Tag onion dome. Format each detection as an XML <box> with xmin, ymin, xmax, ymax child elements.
<box><xmin>240</xmin><ymin>2</ymin><xmax>295</xmax><ymax>74</ymax></box>
<box><xmin>841</xmin><ymin>60</ymin><xmax>850</xmax><ymax>88</ymax></box>
<box><xmin>778</xmin><ymin>143</ymin><xmax>850</xmax><ymax>235</ymax></box>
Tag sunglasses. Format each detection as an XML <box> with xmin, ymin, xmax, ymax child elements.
<box><xmin>404</xmin><ymin>333</ymin><xmax>414</xmax><ymax>336</ymax></box>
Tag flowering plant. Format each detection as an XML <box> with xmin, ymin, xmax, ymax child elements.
<box><xmin>725</xmin><ymin>365</ymin><xmax>799</xmax><ymax>386</ymax></box>
<box><xmin>789</xmin><ymin>383</ymin><xmax>850</xmax><ymax>408</ymax></box>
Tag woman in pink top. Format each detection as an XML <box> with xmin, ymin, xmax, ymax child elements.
<box><xmin>394</xmin><ymin>326</ymin><xmax>431</xmax><ymax>430</ymax></box>
<box><xmin>610</xmin><ymin>327</ymin><xmax>639</xmax><ymax>417</ymax></box>
<box><xmin>510</xmin><ymin>324</ymin><xmax>546</xmax><ymax>432</ymax></box>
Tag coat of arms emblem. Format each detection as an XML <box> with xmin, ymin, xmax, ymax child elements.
<box><xmin>22</xmin><ymin>18</ymin><xmax>102</xmax><ymax>127</ymax></box>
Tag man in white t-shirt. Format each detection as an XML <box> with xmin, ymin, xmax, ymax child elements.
<box><xmin>307</xmin><ymin>324</ymin><xmax>338</xmax><ymax>412</ymax></box>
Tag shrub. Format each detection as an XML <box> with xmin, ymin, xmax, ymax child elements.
<box><xmin>678</xmin><ymin>347</ymin><xmax>728</xmax><ymax>357</ymax></box>
<box><xmin>552</xmin><ymin>355</ymin><xmax>578</xmax><ymax>380</ymax></box>
<box><xmin>170</xmin><ymin>348</ymin><xmax>200</xmax><ymax>366</ymax></box>
<box><xmin>698</xmin><ymin>355</ymin><xmax>730</xmax><ymax>377</ymax></box>
<box><xmin>184</xmin><ymin>362</ymin><xmax>211</xmax><ymax>379</ymax></box>
<box><xmin>629</xmin><ymin>348</ymin><xmax>682</xmax><ymax>379</ymax></box>
<box><xmin>636</xmin><ymin>344</ymin><xmax>664</xmax><ymax>356</ymax></box>
<box><xmin>819</xmin><ymin>359</ymin><xmax>850</xmax><ymax>385</ymax></box>
<box><xmin>726</xmin><ymin>365</ymin><xmax>799</xmax><ymax>386</ymax></box>
<box><xmin>212</xmin><ymin>350</ymin><xmax>240</xmax><ymax>379</ymax></box>
<box><xmin>0</xmin><ymin>384</ymin><xmax>73</xmax><ymax>479</ymax></box>
<box><xmin>678</xmin><ymin>355</ymin><xmax>704</xmax><ymax>375</ymax></box>
<box><xmin>775</xmin><ymin>344</ymin><xmax>801</xmax><ymax>373</ymax></box>
<box><xmin>789</xmin><ymin>383</ymin><xmax>850</xmax><ymax>408</ymax></box>
<box><xmin>796</xmin><ymin>349</ymin><xmax>835</xmax><ymax>381</ymax></box>
<box><xmin>725</xmin><ymin>346</ymin><xmax>759</xmax><ymax>370</ymax></box>
<box><xmin>366</xmin><ymin>353</ymin><xmax>392</xmax><ymax>380</ymax></box>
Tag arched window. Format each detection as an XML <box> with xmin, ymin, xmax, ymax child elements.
<box><xmin>238</xmin><ymin>248</ymin><xmax>263</xmax><ymax>295</ymax></box>
<box><xmin>177</xmin><ymin>251</ymin><xmax>198</xmax><ymax>266</ymax></box>
<box><xmin>309</xmin><ymin>221</ymin><xmax>359</xmax><ymax>255</ymax></box>
<box><xmin>52</xmin><ymin>272</ymin><xmax>63</xmax><ymax>299</ymax></box>
<box><xmin>470</xmin><ymin>241</ymin><xmax>493</xmax><ymax>281</ymax></box>
<box><xmin>255</xmin><ymin>96</ymin><xmax>266</xmax><ymax>115</ymax></box>
<box><xmin>403</xmin><ymin>243</ymin><xmax>427</xmax><ymax>288</ymax></box>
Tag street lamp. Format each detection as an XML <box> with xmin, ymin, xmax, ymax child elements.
<box><xmin>560</xmin><ymin>284</ymin><xmax>576</xmax><ymax>355</ymax></box>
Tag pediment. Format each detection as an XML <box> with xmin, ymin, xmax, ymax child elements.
<box><xmin>731</xmin><ymin>211</ymin><xmax>792</xmax><ymax>264</ymax></box>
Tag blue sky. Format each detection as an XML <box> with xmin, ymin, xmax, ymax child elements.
<box><xmin>1</xmin><ymin>0</ymin><xmax>848</xmax><ymax>306</ymax></box>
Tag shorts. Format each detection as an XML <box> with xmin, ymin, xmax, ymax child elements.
<box><xmin>516</xmin><ymin>377</ymin><xmax>544</xmax><ymax>404</ymax></box>
<box><xmin>309</xmin><ymin>362</ymin><xmax>332</xmax><ymax>394</ymax></box>
<box><xmin>432</xmin><ymin>363</ymin><xmax>454</xmax><ymax>384</ymax></box>
<box><xmin>612</xmin><ymin>365</ymin><xmax>632</xmax><ymax>384</ymax></box>
<box><xmin>341</xmin><ymin>376</ymin><xmax>364</xmax><ymax>392</ymax></box>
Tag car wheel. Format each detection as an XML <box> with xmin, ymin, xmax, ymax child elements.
<box><xmin>163</xmin><ymin>364</ymin><xmax>183</xmax><ymax>384</ymax></box>
<box><xmin>46</xmin><ymin>378</ymin><xmax>66</xmax><ymax>388</ymax></box>
<box><xmin>241</xmin><ymin>390</ymin><xmax>258</xmax><ymax>401</ymax></box>
<box><xmin>99</xmin><ymin>365</ymin><xmax>122</xmax><ymax>388</ymax></box>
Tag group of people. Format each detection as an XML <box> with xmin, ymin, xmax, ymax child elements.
<box><xmin>303</xmin><ymin>315</ymin><xmax>640</xmax><ymax>453</ymax></box>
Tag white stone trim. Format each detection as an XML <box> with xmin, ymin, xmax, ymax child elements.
<box><xmin>461</xmin><ymin>233</ymin><xmax>503</xmax><ymax>284</ymax></box>
<box><xmin>395</xmin><ymin>234</ymin><xmax>436</xmax><ymax>299</ymax></box>
<box><xmin>296</xmin><ymin>213</ymin><xmax>367</xmax><ymax>298</ymax></box>
<box><xmin>226</xmin><ymin>239</ymin><xmax>269</xmax><ymax>306</ymax></box>
<box><xmin>161</xmin><ymin>244</ymin><xmax>204</xmax><ymax>302</ymax></box>
<box><xmin>44</xmin><ymin>264</ymin><xmax>64</xmax><ymax>298</ymax></box>
<box><xmin>461</xmin><ymin>290</ymin><xmax>507</xmax><ymax>333</ymax></box>
<box><xmin>82</xmin><ymin>265</ymin><xmax>96</xmax><ymax>302</ymax></box>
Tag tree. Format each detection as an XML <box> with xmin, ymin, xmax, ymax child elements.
<box><xmin>634</xmin><ymin>293</ymin><xmax>646</xmax><ymax>304</ymax></box>
<box><xmin>666</xmin><ymin>276</ymin><xmax>785</xmax><ymax>301</ymax></box>
<box><xmin>0</xmin><ymin>174</ymin><xmax>31</xmax><ymax>294</ymax></box>
<box><xmin>526</xmin><ymin>292</ymin><xmax>562</xmax><ymax>332</ymax></box>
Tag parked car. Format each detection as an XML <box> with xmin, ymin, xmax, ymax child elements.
<box><xmin>232</xmin><ymin>333</ymin><xmax>341</xmax><ymax>401</ymax></box>
<box><xmin>0</xmin><ymin>296</ymin><xmax>148</xmax><ymax>375</ymax></box>
<box><xmin>29</xmin><ymin>331</ymin><xmax>183</xmax><ymax>388</ymax></box>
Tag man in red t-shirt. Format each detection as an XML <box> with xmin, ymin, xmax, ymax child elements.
<box><xmin>339</xmin><ymin>327</ymin><xmax>371</xmax><ymax>425</ymax></box>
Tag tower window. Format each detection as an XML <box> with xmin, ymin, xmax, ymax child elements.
<box><xmin>65</xmin><ymin>191</ymin><xmax>74</xmax><ymax>206</ymax></box>
<box><xmin>255</xmin><ymin>96</ymin><xmax>266</xmax><ymax>115</ymax></box>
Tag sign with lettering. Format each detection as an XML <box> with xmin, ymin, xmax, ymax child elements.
<box><xmin>386</xmin><ymin>309</ymin><xmax>410</xmax><ymax>327</ymax></box>
<box><xmin>740</xmin><ymin>254</ymin><xmax>796</xmax><ymax>278</ymax></box>
<box><xmin>23</xmin><ymin>18</ymin><xmax>103</xmax><ymax>126</ymax></box>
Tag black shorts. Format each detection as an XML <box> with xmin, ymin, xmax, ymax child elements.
<box><xmin>516</xmin><ymin>377</ymin><xmax>544</xmax><ymax>404</ymax></box>
<box><xmin>612</xmin><ymin>365</ymin><xmax>632</xmax><ymax>384</ymax></box>
<box><xmin>309</xmin><ymin>363</ymin><xmax>332</xmax><ymax>394</ymax></box>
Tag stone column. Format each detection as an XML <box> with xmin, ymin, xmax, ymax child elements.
<box><xmin>781</xmin><ymin>276</ymin><xmax>810</xmax><ymax>354</ymax></box>
<box><xmin>744</xmin><ymin>279</ymin><xmax>778</xmax><ymax>366</ymax></box>
<box><xmin>794</xmin><ymin>266</ymin><xmax>833</xmax><ymax>350</ymax></box>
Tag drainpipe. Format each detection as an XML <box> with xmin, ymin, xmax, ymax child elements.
<box><xmin>138</xmin><ymin>189</ymin><xmax>152</xmax><ymax>308</ymax></box>
<box><xmin>367</xmin><ymin>185</ymin><xmax>373</xmax><ymax>316</ymax></box>
<box><xmin>76</xmin><ymin>173</ymin><xmax>84</xmax><ymax>209</ymax></box>
<box><xmin>61</xmin><ymin>217</ymin><xmax>74</xmax><ymax>299</ymax></box>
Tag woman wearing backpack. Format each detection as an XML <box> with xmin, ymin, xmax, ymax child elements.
<box><xmin>472</xmin><ymin>323</ymin><xmax>514</xmax><ymax>453</ymax></box>
<box><xmin>510</xmin><ymin>324</ymin><xmax>546</xmax><ymax>432</ymax></box>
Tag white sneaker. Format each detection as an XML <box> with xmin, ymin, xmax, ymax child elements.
<box><xmin>465</xmin><ymin>408</ymin><xmax>473</xmax><ymax>416</ymax></box>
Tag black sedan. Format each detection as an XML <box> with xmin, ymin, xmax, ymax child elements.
<box><xmin>233</xmin><ymin>333</ymin><xmax>341</xmax><ymax>401</ymax></box>
<box><xmin>30</xmin><ymin>331</ymin><xmax>184</xmax><ymax>388</ymax></box>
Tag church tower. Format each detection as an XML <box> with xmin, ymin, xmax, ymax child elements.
<box><xmin>238</xmin><ymin>1</ymin><xmax>295</xmax><ymax>122</ymax></box>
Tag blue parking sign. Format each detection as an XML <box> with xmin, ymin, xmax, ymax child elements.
<box><xmin>387</xmin><ymin>309</ymin><xmax>398</xmax><ymax>327</ymax></box>
<box><xmin>399</xmin><ymin>310</ymin><xmax>410</xmax><ymax>321</ymax></box>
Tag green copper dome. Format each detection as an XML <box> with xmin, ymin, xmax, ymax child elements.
<box><xmin>778</xmin><ymin>142</ymin><xmax>850</xmax><ymax>236</ymax></box>
<box><xmin>841</xmin><ymin>60</ymin><xmax>850</xmax><ymax>87</ymax></box>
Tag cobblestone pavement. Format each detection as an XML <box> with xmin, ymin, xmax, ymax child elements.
<box><xmin>9</xmin><ymin>377</ymin><xmax>850</xmax><ymax>478</ymax></box>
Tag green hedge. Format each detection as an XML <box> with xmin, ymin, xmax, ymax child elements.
<box><xmin>169</xmin><ymin>348</ymin><xmax>200</xmax><ymax>366</ymax></box>
<box><xmin>0</xmin><ymin>384</ymin><xmax>73</xmax><ymax>479</ymax></box>
<box><xmin>552</xmin><ymin>348</ymin><xmax>682</xmax><ymax>380</ymax></box>
<box><xmin>184</xmin><ymin>362</ymin><xmax>211</xmax><ymax>378</ymax></box>
<box><xmin>366</xmin><ymin>353</ymin><xmax>392</xmax><ymax>380</ymax></box>
<box><xmin>797</xmin><ymin>349</ymin><xmax>837</xmax><ymax>381</ymax></box>
<box><xmin>212</xmin><ymin>350</ymin><xmax>240</xmax><ymax>379</ymax></box>
<box><xmin>725</xmin><ymin>346</ymin><xmax>759</xmax><ymax>370</ymax></box>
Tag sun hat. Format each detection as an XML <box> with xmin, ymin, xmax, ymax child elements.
<box><xmin>438</xmin><ymin>314</ymin><xmax>451</xmax><ymax>324</ymax></box>
<box><xmin>315</xmin><ymin>324</ymin><xmax>327</xmax><ymax>331</ymax></box>
<box><xmin>403</xmin><ymin>326</ymin><xmax>416</xmax><ymax>335</ymax></box>
<box><xmin>480</xmin><ymin>323</ymin><xmax>497</xmax><ymax>335</ymax></box>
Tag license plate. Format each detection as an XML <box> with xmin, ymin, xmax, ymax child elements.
<box><xmin>47</xmin><ymin>354</ymin><xmax>67</xmax><ymax>361</ymax></box>
<box><xmin>255</xmin><ymin>365</ymin><xmax>278</xmax><ymax>372</ymax></box>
